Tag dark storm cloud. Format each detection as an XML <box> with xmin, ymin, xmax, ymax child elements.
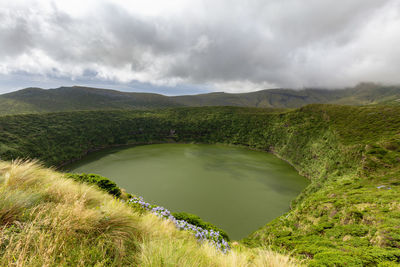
<box><xmin>0</xmin><ymin>0</ymin><xmax>399</xmax><ymax>93</ymax></box>
<box><xmin>0</xmin><ymin>13</ymin><xmax>34</xmax><ymax>57</ymax></box>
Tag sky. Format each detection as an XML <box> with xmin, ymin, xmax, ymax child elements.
<box><xmin>0</xmin><ymin>0</ymin><xmax>399</xmax><ymax>95</ymax></box>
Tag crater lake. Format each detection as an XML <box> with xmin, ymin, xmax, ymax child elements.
<box><xmin>66</xmin><ymin>144</ymin><xmax>309</xmax><ymax>239</ymax></box>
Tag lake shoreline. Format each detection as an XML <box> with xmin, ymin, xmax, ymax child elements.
<box><xmin>58</xmin><ymin>140</ymin><xmax>308</xmax><ymax>181</ymax></box>
<box><xmin>65</xmin><ymin>143</ymin><xmax>310</xmax><ymax>240</ymax></box>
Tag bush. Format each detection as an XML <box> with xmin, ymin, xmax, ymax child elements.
<box><xmin>66</xmin><ymin>173</ymin><xmax>122</xmax><ymax>197</ymax></box>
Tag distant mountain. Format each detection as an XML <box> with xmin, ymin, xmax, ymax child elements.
<box><xmin>174</xmin><ymin>83</ymin><xmax>400</xmax><ymax>108</ymax></box>
<box><xmin>0</xmin><ymin>86</ymin><xmax>180</xmax><ymax>114</ymax></box>
<box><xmin>0</xmin><ymin>83</ymin><xmax>399</xmax><ymax>115</ymax></box>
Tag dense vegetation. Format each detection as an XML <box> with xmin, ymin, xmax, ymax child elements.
<box><xmin>0</xmin><ymin>104</ymin><xmax>399</xmax><ymax>265</ymax></box>
<box><xmin>1</xmin><ymin>83</ymin><xmax>399</xmax><ymax>115</ymax></box>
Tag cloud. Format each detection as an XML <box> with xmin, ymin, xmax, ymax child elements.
<box><xmin>0</xmin><ymin>0</ymin><xmax>399</xmax><ymax>93</ymax></box>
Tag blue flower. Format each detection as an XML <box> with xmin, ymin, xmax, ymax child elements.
<box><xmin>129</xmin><ymin>195</ymin><xmax>230</xmax><ymax>253</ymax></box>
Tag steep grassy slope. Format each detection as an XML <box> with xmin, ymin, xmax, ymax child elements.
<box><xmin>0</xmin><ymin>105</ymin><xmax>399</xmax><ymax>265</ymax></box>
<box><xmin>0</xmin><ymin>160</ymin><xmax>299</xmax><ymax>266</ymax></box>
<box><xmin>1</xmin><ymin>83</ymin><xmax>399</xmax><ymax>115</ymax></box>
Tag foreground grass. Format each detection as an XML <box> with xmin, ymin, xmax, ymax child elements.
<box><xmin>0</xmin><ymin>160</ymin><xmax>300</xmax><ymax>266</ymax></box>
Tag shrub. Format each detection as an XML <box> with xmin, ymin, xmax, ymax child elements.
<box><xmin>65</xmin><ymin>173</ymin><xmax>121</xmax><ymax>197</ymax></box>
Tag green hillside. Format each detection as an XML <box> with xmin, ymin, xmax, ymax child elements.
<box><xmin>0</xmin><ymin>105</ymin><xmax>399</xmax><ymax>265</ymax></box>
<box><xmin>173</xmin><ymin>88</ymin><xmax>345</xmax><ymax>108</ymax></box>
<box><xmin>1</xmin><ymin>83</ymin><xmax>399</xmax><ymax>115</ymax></box>
<box><xmin>0</xmin><ymin>86</ymin><xmax>181</xmax><ymax>115</ymax></box>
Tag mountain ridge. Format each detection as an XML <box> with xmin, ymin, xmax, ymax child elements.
<box><xmin>1</xmin><ymin>83</ymin><xmax>399</xmax><ymax>115</ymax></box>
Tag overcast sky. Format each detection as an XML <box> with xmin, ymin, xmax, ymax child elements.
<box><xmin>0</xmin><ymin>0</ymin><xmax>399</xmax><ymax>95</ymax></box>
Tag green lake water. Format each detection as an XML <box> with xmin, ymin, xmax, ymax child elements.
<box><xmin>66</xmin><ymin>144</ymin><xmax>309</xmax><ymax>240</ymax></box>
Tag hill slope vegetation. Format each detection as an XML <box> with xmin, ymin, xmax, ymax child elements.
<box><xmin>0</xmin><ymin>86</ymin><xmax>181</xmax><ymax>115</ymax></box>
<box><xmin>0</xmin><ymin>105</ymin><xmax>399</xmax><ymax>265</ymax></box>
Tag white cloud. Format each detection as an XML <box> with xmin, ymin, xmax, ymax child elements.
<box><xmin>211</xmin><ymin>80</ymin><xmax>278</xmax><ymax>93</ymax></box>
<box><xmin>0</xmin><ymin>0</ymin><xmax>399</xmax><ymax>93</ymax></box>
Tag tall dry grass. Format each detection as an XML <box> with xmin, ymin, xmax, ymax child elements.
<box><xmin>0</xmin><ymin>160</ymin><xmax>142</xmax><ymax>266</ymax></box>
<box><xmin>137</xmin><ymin>214</ymin><xmax>300</xmax><ymax>267</ymax></box>
<box><xmin>0</xmin><ymin>160</ymin><xmax>301</xmax><ymax>266</ymax></box>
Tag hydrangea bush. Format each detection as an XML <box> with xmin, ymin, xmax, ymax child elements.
<box><xmin>128</xmin><ymin>196</ymin><xmax>230</xmax><ymax>253</ymax></box>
